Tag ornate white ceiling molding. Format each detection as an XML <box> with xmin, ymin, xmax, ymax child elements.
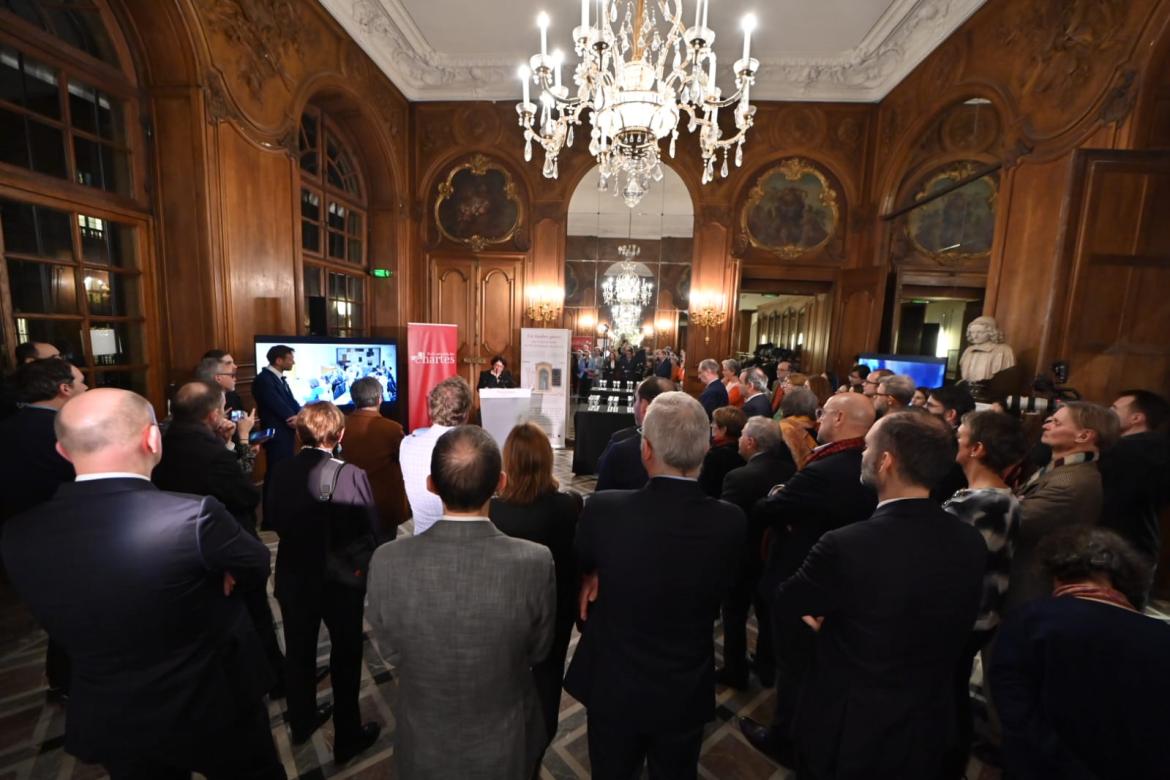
<box><xmin>321</xmin><ymin>0</ymin><xmax>987</xmax><ymax>103</ymax></box>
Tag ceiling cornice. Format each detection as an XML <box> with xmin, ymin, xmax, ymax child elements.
<box><xmin>320</xmin><ymin>0</ymin><xmax>987</xmax><ymax>103</ymax></box>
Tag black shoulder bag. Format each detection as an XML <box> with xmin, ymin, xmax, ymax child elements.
<box><xmin>317</xmin><ymin>458</ymin><xmax>378</xmax><ymax>590</ymax></box>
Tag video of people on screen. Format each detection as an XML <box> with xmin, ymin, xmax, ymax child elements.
<box><xmin>257</xmin><ymin>342</ymin><xmax>398</xmax><ymax>407</ymax></box>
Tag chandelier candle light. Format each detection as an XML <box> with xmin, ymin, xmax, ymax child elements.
<box><xmin>689</xmin><ymin>289</ymin><xmax>727</xmax><ymax>343</ymax></box>
<box><xmin>517</xmin><ymin>0</ymin><xmax>759</xmax><ymax>207</ymax></box>
<box><xmin>602</xmin><ymin>244</ymin><xmax>655</xmax><ymax>341</ymax></box>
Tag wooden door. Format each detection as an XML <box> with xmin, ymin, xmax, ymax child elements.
<box><xmin>830</xmin><ymin>266</ymin><xmax>888</xmax><ymax>376</ymax></box>
<box><xmin>1053</xmin><ymin>150</ymin><xmax>1170</xmax><ymax>403</ymax></box>
<box><xmin>428</xmin><ymin>255</ymin><xmax>524</xmax><ymax>388</ymax></box>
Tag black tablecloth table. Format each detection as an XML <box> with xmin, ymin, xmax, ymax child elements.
<box><xmin>572</xmin><ymin>407</ymin><xmax>635</xmax><ymax>475</ymax></box>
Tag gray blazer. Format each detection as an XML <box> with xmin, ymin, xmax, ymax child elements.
<box><xmin>1006</xmin><ymin>460</ymin><xmax>1103</xmax><ymax>611</ymax></box>
<box><xmin>367</xmin><ymin>519</ymin><xmax>555</xmax><ymax>779</ymax></box>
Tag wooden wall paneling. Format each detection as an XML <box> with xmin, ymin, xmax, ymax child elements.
<box><xmin>1053</xmin><ymin>150</ymin><xmax>1170</xmax><ymax>402</ymax></box>
<box><xmin>429</xmin><ymin>256</ymin><xmax>475</xmax><ymax>387</ymax></box>
<box><xmin>829</xmin><ymin>265</ymin><xmax>887</xmax><ymax>375</ymax></box>
<box><xmin>478</xmin><ymin>257</ymin><xmax>523</xmax><ymax>372</ymax></box>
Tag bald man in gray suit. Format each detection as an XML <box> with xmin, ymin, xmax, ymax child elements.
<box><xmin>366</xmin><ymin>425</ymin><xmax>555</xmax><ymax>779</ymax></box>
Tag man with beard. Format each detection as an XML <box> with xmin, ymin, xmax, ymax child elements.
<box><xmin>771</xmin><ymin>411</ymin><xmax>985</xmax><ymax>779</ymax></box>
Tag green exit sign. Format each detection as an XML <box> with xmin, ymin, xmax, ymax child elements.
<box><xmin>371</xmin><ymin>268</ymin><xmax>392</xmax><ymax>278</ymax></box>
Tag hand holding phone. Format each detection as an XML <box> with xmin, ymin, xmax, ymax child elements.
<box><xmin>248</xmin><ymin>427</ymin><xmax>276</xmax><ymax>445</ymax></box>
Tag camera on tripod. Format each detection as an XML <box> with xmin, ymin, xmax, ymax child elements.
<box><xmin>1003</xmin><ymin>361</ymin><xmax>1080</xmax><ymax>416</ymax></box>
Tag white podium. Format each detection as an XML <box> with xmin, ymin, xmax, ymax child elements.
<box><xmin>479</xmin><ymin>388</ymin><xmax>532</xmax><ymax>449</ymax></box>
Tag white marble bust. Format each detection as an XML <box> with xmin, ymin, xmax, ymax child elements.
<box><xmin>960</xmin><ymin>316</ymin><xmax>1015</xmax><ymax>383</ymax></box>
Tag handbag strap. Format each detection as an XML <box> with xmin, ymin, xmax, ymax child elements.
<box><xmin>317</xmin><ymin>457</ymin><xmax>346</xmax><ymax>502</ymax></box>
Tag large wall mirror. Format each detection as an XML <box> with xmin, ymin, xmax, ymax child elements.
<box><xmin>564</xmin><ymin>166</ymin><xmax>694</xmax><ymax>351</ymax></box>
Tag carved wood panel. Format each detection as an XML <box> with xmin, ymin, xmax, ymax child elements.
<box><xmin>428</xmin><ymin>256</ymin><xmax>522</xmax><ymax>388</ymax></box>
<box><xmin>830</xmin><ymin>266</ymin><xmax>887</xmax><ymax>376</ymax></box>
<box><xmin>1055</xmin><ymin>150</ymin><xmax>1170</xmax><ymax>403</ymax></box>
<box><xmin>430</xmin><ymin>258</ymin><xmax>474</xmax><ymax>386</ymax></box>
<box><xmin>479</xmin><ymin>261</ymin><xmax>521</xmax><ymax>363</ymax></box>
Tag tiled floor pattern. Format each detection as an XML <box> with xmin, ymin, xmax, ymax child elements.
<box><xmin>0</xmin><ymin>449</ymin><xmax>1003</xmax><ymax>779</ymax></box>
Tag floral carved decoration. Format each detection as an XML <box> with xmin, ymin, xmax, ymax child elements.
<box><xmin>196</xmin><ymin>0</ymin><xmax>311</xmax><ymax>101</ymax></box>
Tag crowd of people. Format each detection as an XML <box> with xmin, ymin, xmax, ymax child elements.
<box><xmin>2</xmin><ymin>339</ymin><xmax>1170</xmax><ymax>779</ymax></box>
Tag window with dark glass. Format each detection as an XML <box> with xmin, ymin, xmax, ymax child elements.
<box><xmin>298</xmin><ymin>106</ymin><xmax>368</xmax><ymax>337</ymax></box>
<box><xmin>0</xmin><ymin>1</ymin><xmax>148</xmax><ymax>393</ymax></box>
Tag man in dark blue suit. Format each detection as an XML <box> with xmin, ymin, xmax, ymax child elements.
<box><xmin>595</xmin><ymin>377</ymin><xmax>673</xmax><ymax>491</ymax></box>
<box><xmin>1</xmin><ymin>389</ymin><xmax>284</xmax><ymax>779</ymax></box>
<box><xmin>697</xmin><ymin>358</ymin><xmax>728</xmax><ymax>420</ymax></box>
<box><xmin>567</xmin><ymin>392</ymin><xmax>745</xmax><ymax>779</ymax></box>
<box><xmin>251</xmin><ymin>344</ymin><xmax>302</xmax><ymax>468</ymax></box>
<box><xmin>772</xmin><ymin>410</ymin><xmax>985</xmax><ymax>779</ymax></box>
<box><xmin>741</xmin><ymin>368</ymin><xmax>773</xmax><ymax>418</ymax></box>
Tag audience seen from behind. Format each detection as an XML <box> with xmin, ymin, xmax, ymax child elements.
<box><xmin>697</xmin><ymin>358</ymin><xmax>729</xmax><ymax>420</ymax></box>
<box><xmin>1100</xmin><ymin>389</ymin><xmax>1170</xmax><ymax>566</ymax></box>
<box><xmin>400</xmin><ymin>375</ymin><xmax>473</xmax><ymax>535</ymax></box>
<box><xmin>1</xmin><ymin>389</ymin><xmax>284</xmax><ymax>779</ymax></box>
<box><xmin>264</xmin><ymin>402</ymin><xmax>381</xmax><ymax>765</ymax></box>
<box><xmin>741</xmin><ymin>392</ymin><xmax>877</xmax><ymax>762</ymax></box>
<box><xmin>489</xmin><ymin>422</ymin><xmax>583</xmax><ymax>759</ymax></box>
<box><xmin>151</xmin><ymin>380</ymin><xmax>285</xmax><ymax>697</ymax></box>
<box><xmin>1007</xmin><ymin>401</ymin><xmax>1118</xmax><ymax>611</ymax></box>
<box><xmin>367</xmin><ymin>425</ymin><xmax>555</xmax><ymax>778</ymax></box>
<box><xmin>940</xmin><ymin>409</ymin><xmax>1027</xmax><ymax>776</ymax></box>
<box><xmin>566</xmin><ymin>392</ymin><xmax>744</xmax><ymax>779</ymax></box>
<box><xmin>594</xmin><ymin>376</ymin><xmax>674</xmax><ymax>491</ymax></box>
<box><xmin>698</xmin><ymin>405</ymin><xmax>747</xmax><ymax>497</ymax></box>
<box><xmin>718</xmin><ymin>416</ymin><xmax>796</xmax><ymax>691</ymax></box>
<box><xmin>778</xmin><ymin>386</ymin><xmax>819</xmax><ymax>469</ymax></box>
<box><xmin>343</xmin><ymin>376</ymin><xmax>408</xmax><ymax>540</ymax></box>
<box><xmin>773</xmin><ymin>410</ymin><xmax>986</xmax><ymax>778</ymax></box>
<box><xmin>991</xmin><ymin>527</ymin><xmax>1170</xmax><ymax>779</ymax></box>
<box><xmin>805</xmin><ymin>374</ymin><xmax>833</xmax><ymax>409</ymax></box>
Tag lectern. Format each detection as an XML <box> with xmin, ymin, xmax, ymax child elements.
<box><xmin>479</xmin><ymin>388</ymin><xmax>533</xmax><ymax>449</ymax></box>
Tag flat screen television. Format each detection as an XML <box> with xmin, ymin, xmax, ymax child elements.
<box><xmin>857</xmin><ymin>353</ymin><xmax>948</xmax><ymax>390</ymax></box>
<box><xmin>254</xmin><ymin>335</ymin><xmax>398</xmax><ymax>409</ymax></box>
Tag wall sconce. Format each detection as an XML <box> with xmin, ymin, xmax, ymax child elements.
<box><xmin>525</xmin><ymin>285</ymin><xmax>564</xmax><ymax>325</ymax></box>
<box><xmin>655</xmin><ymin>318</ymin><xmax>673</xmax><ymax>332</ymax></box>
<box><xmin>579</xmin><ymin>311</ymin><xmax>597</xmax><ymax>329</ymax></box>
<box><xmin>641</xmin><ymin>324</ymin><xmax>655</xmax><ymax>337</ymax></box>
<box><xmin>689</xmin><ymin>291</ymin><xmax>727</xmax><ymax>344</ymax></box>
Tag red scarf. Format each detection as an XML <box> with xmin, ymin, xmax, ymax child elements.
<box><xmin>805</xmin><ymin>437</ymin><xmax>866</xmax><ymax>466</ymax></box>
<box><xmin>1052</xmin><ymin>582</ymin><xmax>1136</xmax><ymax>612</ymax></box>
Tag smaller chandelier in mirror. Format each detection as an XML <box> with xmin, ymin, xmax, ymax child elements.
<box><xmin>601</xmin><ymin>244</ymin><xmax>655</xmax><ymax>343</ymax></box>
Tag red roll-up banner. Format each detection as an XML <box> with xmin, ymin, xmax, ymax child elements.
<box><xmin>406</xmin><ymin>323</ymin><xmax>459</xmax><ymax>431</ymax></box>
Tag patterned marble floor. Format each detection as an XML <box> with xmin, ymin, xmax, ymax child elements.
<box><xmin>0</xmin><ymin>450</ymin><xmax>1003</xmax><ymax>779</ymax></box>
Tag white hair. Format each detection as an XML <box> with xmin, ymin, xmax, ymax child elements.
<box><xmin>743</xmin><ymin>416</ymin><xmax>784</xmax><ymax>454</ymax></box>
<box><xmin>642</xmin><ymin>391</ymin><xmax>710</xmax><ymax>470</ymax></box>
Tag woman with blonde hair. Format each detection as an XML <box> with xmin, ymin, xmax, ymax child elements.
<box><xmin>489</xmin><ymin>423</ymin><xmax>582</xmax><ymax>758</ymax></box>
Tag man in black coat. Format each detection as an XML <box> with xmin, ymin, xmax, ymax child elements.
<box><xmin>697</xmin><ymin>358</ymin><xmax>729</xmax><ymax>419</ymax></box>
<box><xmin>717</xmin><ymin>416</ymin><xmax>796</xmax><ymax>689</ymax></box>
<box><xmin>1102</xmin><ymin>389</ymin><xmax>1170</xmax><ymax>565</ymax></box>
<box><xmin>566</xmin><ymin>392</ymin><xmax>745</xmax><ymax>779</ymax></box>
<box><xmin>773</xmin><ymin>410</ymin><xmax>986</xmax><ymax>779</ymax></box>
<box><xmin>1</xmin><ymin>389</ymin><xmax>284</xmax><ymax>779</ymax></box>
<box><xmin>595</xmin><ymin>376</ymin><xmax>673</xmax><ymax>491</ymax></box>
<box><xmin>741</xmin><ymin>392</ymin><xmax>877</xmax><ymax>759</ymax></box>
<box><xmin>252</xmin><ymin>344</ymin><xmax>302</xmax><ymax>468</ymax></box>
<box><xmin>152</xmin><ymin>380</ymin><xmax>285</xmax><ymax>695</ymax></box>
<box><xmin>741</xmin><ymin>368</ymin><xmax>773</xmax><ymax>418</ymax></box>
<box><xmin>0</xmin><ymin>357</ymin><xmax>87</xmax><ymax>697</ymax></box>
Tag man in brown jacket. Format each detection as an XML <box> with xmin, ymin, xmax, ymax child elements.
<box><xmin>343</xmin><ymin>376</ymin><xmax>406</xmax><ymax>540</ymax></box>
<box><xmin>1007</xmin><ymin>401</ymin><xmax>1119</xmax><ymax>611</ymax></box>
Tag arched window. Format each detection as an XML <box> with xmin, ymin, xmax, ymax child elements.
<box><xmin>0</xmin><ymin>0</ymin><xmax>152</xmax><ymax>393</ymax></box>
<box><xmin>298</xmin><ymin>106</ymin><xmax>367</xmax><ymax>337</ymax></box>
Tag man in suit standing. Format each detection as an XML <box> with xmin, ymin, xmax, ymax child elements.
<box><xmin>741</xmin><ymin>368</ymin><xmax>773</xmax><ymax>418</ymax></box>
<box><xmin>717</xmin><ymin>416</ymin><xmax>796</xmax><ymax>689</ymax></box>
<box><xmin>1</xmin><ymin>389</ymin><xmax>284</xmax><ymax>779</ymax></box>
<box><xmin>773</xmin><ymin>411</ymin><xmax>986</xmax><ymax>779</ymax></box>
<box><xmin>343</xmin><ymin>376</ymin><xmax>407</xmax><ymax>540</ymax></box>
<box><xmin>367</xmin><ymin>425</ymin><xmax>554</xmax><ymax>778</ymax></box>
<box><xmin>740</xmin><ymin>392</ymin><xmax>876</xmax><ymax>762</ymax></box>
<box><xmin>0</xmin><ymin>357</ymin><xmax>87</xmax><ymax>697</ymax></box>
<box><xmin>1007</xmin><ymin>401</ymin><xmax>1117</xmax><ymax>611</ymax></box>
<box><xmin>152</xmin><ymin>380</ymin><xmax>285</xmax><ymax>697</ymax></box>
<box><xmin>566</xmin><ymin>392</ymin><xmax>745</xmax><ymax>779</ymax></box>
<box><xmin>595</xmin><ymin>376</ymin><xmax>674</xmax><ymax>491</ymax></box>
<box><xmin>251</xmin><ymin>344</ymin><xmax>302</xmax><ymax>469</ymax></box>
<box><xmin>697</xmin><ymin>358</ymin><xmax>729</xmax><ymax>419</ymax></box>
<box><xmin>1101</xmin><ymin>389</ymin><xmax>1170</xmax><ymax>565</ymax></box>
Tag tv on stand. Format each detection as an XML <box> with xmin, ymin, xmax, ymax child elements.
<box><xmin>857</xmin><ymin>353</ymin><xmax>948</xmax><ymax>389</ymax></box>
<box><xmin>254</xmin><ymin>335</ymin><xmax>399</xmax><ymax>411</ymax></box>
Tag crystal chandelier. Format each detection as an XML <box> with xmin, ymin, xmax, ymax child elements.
<box><xmin>517</xmin><ymin>0</ymin><xmax>759</xmax><ymax>207</ymax></box>
<box><xmin>602</xmin><ymin>244</ymin><xmax>654</xmax><ymax>342</ymax></box>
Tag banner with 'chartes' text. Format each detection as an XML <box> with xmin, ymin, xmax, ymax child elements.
<box><xmin>406</xmin><ymin>323</ymin><xmax>459</xmax><ymax>431</ymax></box>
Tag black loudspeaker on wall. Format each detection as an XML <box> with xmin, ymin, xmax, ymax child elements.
<box><xmin>308</xmin><ymin>296</ymin><xmax>327</xmax><ymax>336</ymax></box>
